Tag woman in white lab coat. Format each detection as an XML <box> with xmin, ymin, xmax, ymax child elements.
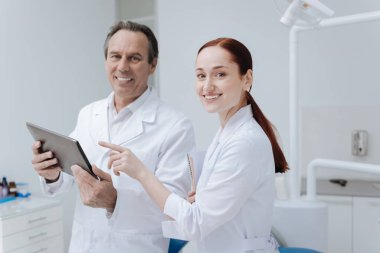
<box><xmin>100</xmin><ymin>38</ymin><xmax>289</xmax><ymax>253</ymax></box>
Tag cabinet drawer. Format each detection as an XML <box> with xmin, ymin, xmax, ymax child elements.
<box><xmin>2</xmin><ymin>220</ymin><xmax>62</xmax><ymax>252</ymax></box>
<box><xmin>1</xmin><ymin>206</ymin><xmax>61</xmax><ymax>236</ymax></box>
<box><xmin>7</xmin><ymin>235</ymin><xmax>63</xmax><ymax>253</ymax></box>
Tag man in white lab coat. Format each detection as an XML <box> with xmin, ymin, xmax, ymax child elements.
<box><xmin>31</xmin><ymin>21</ymin><xmax>195</xmax><ymax>252</ymax></box>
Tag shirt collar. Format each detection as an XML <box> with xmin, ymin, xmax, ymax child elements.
<box><xmin>107</xmin><ymin>87</ymin><xmax>151</xmax><ymax>114</ymax></box>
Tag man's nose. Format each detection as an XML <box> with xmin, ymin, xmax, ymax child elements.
<box><xmin>117</xmin><ymin>58</ymin><xmax>129</xmax><ymax>73</ymax></box>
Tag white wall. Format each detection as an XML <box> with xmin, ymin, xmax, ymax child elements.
<box><xmin>117</xmin><ymin>0</ymin><xmax>154</xmax><ymax>20</ymax></box>
<box><xmin>302</xmin><ymin>106</ymin><xmax>380</xmax><ymax>180</ymax></box>
<box><xmin>296</xmin><ymin>3</ymin><xmax>380</xmax><ymax>178</ymax></box>
<box><xmin>0</xmin><ymin>1</ymin><xmax>116</xmax><ymax>251</ymax></box>
<box><xmin>157</xmin><ymin>0</ymin><xmax>380</xmax><ymax>172</ymax></box>
<box><xmin>157</xmin><ymin>0</ymin><xmax>290</xmax><ymax>151</ymax></box>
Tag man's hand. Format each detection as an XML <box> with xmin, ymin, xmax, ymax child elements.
<box><xmin>31</xmin><ymin>141</ymin><xmax>61</xmax><ymax>182</ymax></box>
<box><xmin>71</xmin><ymin>164</ymin><xmax>117</xmax><ymax>212</ymax></box>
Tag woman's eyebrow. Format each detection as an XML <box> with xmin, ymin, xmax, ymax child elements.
<box><xmin>196</xmin><ymin>65</ymin><xmax>228</xmax><ymax>71</ymax></box>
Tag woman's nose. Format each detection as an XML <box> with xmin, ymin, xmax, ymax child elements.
<box><xmin>203</xmin><ymin>79</ymin><xmax>215</xmax><ymax>91</ymax></box>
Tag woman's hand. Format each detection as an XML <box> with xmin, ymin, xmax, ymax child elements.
<box><xmin>99</xmin><ymin>141</ymin><xmax>171</xmax><ymax>212</ymax></box>
<box><xmin>98</xmin><ymin>141</ymin><xmax>148</xmax><ymax>180</ymax></box>
<box><xmin>187</xmin><ymin>190</ymin><xmax>196</xmax><ymax>204</ymax></box>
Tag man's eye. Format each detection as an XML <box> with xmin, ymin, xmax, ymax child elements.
<box><xmin>130</xmin><ymin>56</ymin><xmax>141</xmax><ymax>63</ymax></box>
<box><xmin>109</xmin><ymin>55</ymin><xmax>120</xmax><ymax>61</ymax></box>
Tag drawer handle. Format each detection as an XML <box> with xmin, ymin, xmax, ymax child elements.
<box><xmin>28</xmin><ymin>232</ymin><xmax>48</xmax><ymax>240</ymax></box>
<box><xmin>329</xmin><ymin>179</ymin><xmax>348</xmax><ymax>187</ymax></box>
<box><xmin>28</xmin><ymin>216</ymin><xmax>47</xmax><ymax>223</ymax></box>
<box><xmin>30</xmin><ymin>247</ymin><xmax>48</xmax><ymax>253</ymax></box>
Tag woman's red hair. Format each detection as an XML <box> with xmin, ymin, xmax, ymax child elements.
<box><xmin>198</xmin><ymin>38</ymin><xmax>289</xmax><ymax>173</ymax></box>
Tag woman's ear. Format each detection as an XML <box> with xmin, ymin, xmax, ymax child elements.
<box><xmin>244</xmin><ymin>69</ymin><xmax>253</xmax><ymax>91</ymax></box>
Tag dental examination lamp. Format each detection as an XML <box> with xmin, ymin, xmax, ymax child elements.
<box><xmin>278</xmin><ymin>0</ymin><xmax>334</xmax><ymax>27</ymax></box>
<box><xmin>272</xmin><ymin>0</ymin><xmax>380</xmax><ymax>252</ymax></box>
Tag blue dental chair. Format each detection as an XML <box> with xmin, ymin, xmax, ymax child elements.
<box><xmin>167</xmin><ymin>239</ymin><xmax>322</xmax><ymax>253</ymax></box>
<box><xmin>279</xmin><ymin>247</ymin><xmax>321</xmax><ymax>253</ymax></box>
<box><xmin>168</xmin><ymin>239</ymin><xmax>188</xmax><ymax>253</ymax></box>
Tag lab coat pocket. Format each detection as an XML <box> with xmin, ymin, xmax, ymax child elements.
<box><xmin>108</xmin><ymin>230</ymin><xmax>168</xmax><ymax>253</ymax></box>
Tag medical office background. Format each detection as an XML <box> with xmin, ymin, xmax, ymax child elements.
<box><xmin>1</xmin><ymin>0</ymin><xmax>379</xmax><ymax>252</ymax></box>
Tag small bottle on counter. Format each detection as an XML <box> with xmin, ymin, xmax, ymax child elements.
<box><xmin>9</xmin><ymin>181</ymin><xmax>17</xmax><ymax>197</ymax></box>
<box><xmin>2</xmin><ymin>177</ymin><xmax>9</xmax><ymax>198</ymax></box>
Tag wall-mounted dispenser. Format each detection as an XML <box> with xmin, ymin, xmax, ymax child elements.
<box><xmin>352</xmin><ymin>130</ymin><xmax>368</xmax><ymax>156</ymax></box>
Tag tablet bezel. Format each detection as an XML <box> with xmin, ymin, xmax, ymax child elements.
<box><xmin>26</xmin><ymin>122</ymin><xmax>97</xmax><ymax>178</ymax></box>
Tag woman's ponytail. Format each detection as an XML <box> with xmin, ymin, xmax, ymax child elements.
<box><xmin>246</xmin><ymin>92</ymin><xmax>289</xmax><ymax>173</ymax></box>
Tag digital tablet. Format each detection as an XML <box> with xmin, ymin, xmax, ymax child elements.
<box><xmin>26</xmin><ymin>122</ymin><xmax>98</xmax><ymax>178</ymax></box>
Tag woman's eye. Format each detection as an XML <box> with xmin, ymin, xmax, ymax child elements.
<box><xmin>216</xmin><ymin>72</ymin><xmax>226</xmax><ymax>78</ymax></box>
<box><xmin>196</xmin><ymin>74</ymin><xmax>206</xmax><ymax>80</ymax></box>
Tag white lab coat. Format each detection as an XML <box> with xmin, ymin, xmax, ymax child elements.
<box><xmin>40</xmin><ymin>90</ymin><xmax>195</xmax><ymax>253</ymax></box>
<box><xmin>162</xmin><ymin>105</ymin><xmax>278</xmax><ymax>253</ymax></box>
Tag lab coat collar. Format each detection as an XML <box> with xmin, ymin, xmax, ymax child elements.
<box><xmin>199</xmin><ymin>105</ymin><xmax>254</xmax><ymax>190</ymax></box>
<box><xmin>92</xmin><ymin>87</ymin><xmax>158</xmax><ymax>145</ymax></box>
<box><xmin>205</xmin><ymin>105</ymin><xmax>253</xmax><ymax>162</ymax></box>
<box><xmin>218</xmin><ymin>105</ymin><xmax>253</xmax><ymax>145</ymax></box>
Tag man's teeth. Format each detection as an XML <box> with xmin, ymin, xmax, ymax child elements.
<box><xmin>205</xmin><ymin>95</ymin><xmax>220</xmax><ymax>99</ymax></box>
<box><xmin>117</xmin><ymin>77</ymin><xmax>132</xmax><ymax>81</ymax></box>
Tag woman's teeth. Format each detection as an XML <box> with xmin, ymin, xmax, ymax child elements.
<box><xmin>204</xmin><ymin>94</ymin><xmax>221</xmax><ymax>100</ymax></box>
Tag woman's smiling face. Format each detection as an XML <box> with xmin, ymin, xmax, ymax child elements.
<box><xmin>195</xmin><ymin>46</ymin><xmax>251</xmax><ymax>124</ymax></box>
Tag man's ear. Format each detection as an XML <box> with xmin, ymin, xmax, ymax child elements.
<box><xmin>150</xmin><ymin>58</ymin><xmax>158</xmax><ymax>74</ymax></box>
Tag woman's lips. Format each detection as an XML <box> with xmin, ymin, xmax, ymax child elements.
<box><xmin>203</xmin><ymin>94</ymin><xmax>222</xmax><ymax>100</ymax></box>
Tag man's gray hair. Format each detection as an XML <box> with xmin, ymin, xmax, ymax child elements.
<box><xmin>104</xmin><ymin>20</ymin><xmax>158</xmax><ymax>64</ymax></box>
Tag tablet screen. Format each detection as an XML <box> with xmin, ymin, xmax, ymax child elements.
<box><xmin>26</xmin><ymin>122</ymin><xmax>97</xmax><ymax>178</ymax></box>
